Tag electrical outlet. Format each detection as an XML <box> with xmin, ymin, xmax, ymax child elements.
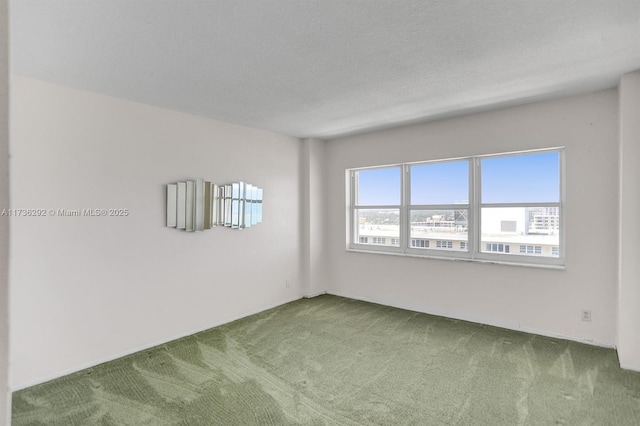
<box><xmin>285</xmin><ymin>279</ymin><xmax>290</xmax><ymax>288</ymax></box>
<box><xmin>581</xmin><ymin>310</ymin><xmax>592</xmax><ymax>322</ymax></box>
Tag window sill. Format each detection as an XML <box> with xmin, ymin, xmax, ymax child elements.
<box><xmin>346</xmin><ymin>248</ymin><xmax>566</xmax><ymax>270</ymax></box>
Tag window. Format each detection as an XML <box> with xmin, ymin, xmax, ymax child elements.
<box><xmin>480</xmin><ymin>151</ymin><xmax>560</xmax><ymax>261</ymax></box>
<box><xmin>520</xmin><ymin>245</ymin><xmax>542</xmax><ymax>255</ymax></box>
<box><xmin>486</xmin><ymin>243</ymin><xmax>510</xmax><ymax>253</ymax></box>
<box><xmin>349</xmin><ymin>148</ymin><xmax>564</xmax><ymax>267</ymax></box>
<box><xmin>411</xmin><ymin>239</ymin><xmax>429</xmax><ymax>248</ymax></box>
<box><xmin>409</xmin><ymin>160</ymin><xmax>469</xmax><ymax>254</ymax></box>
<box><xmin>352</xmin><ymin>167</ymin><xmax>400</xmax><ymax>251</ymax></box>
<box><xmin>436</xmin><ymin>240</ymin><xmax>453</xmax><ymax>249</ymax></box>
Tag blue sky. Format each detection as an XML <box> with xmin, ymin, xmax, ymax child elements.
<box><xmin>357</xmin><ymin>167</ymin><xmax>401</xmax><ymax>205</ymax></box>
<box><xmin>356</xmin><ymin>152</ymin><xmax>559</xmax><ymax>205</ymax></box>
<box><xmin>411</xmin><ymin>161</ymin><xmax>468</xmax><ymax>204</ymax></box>
<box><xmin>481</xmin><ymin>152</ymin><xmax>559</xmax><ymax>203</ymax></box>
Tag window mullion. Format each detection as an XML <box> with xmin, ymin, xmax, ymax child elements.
<box><xmin>350</xmin><ymin>171</ymin><xmax>356</xmax><ymax>247</ymax></box>
<box><xmin>402</xmin><ymin>164</ymin><xmax>410</xmax><ymax>253</ymax></box>
<box><xmin>471</xmin><ymin>157</ymin><xmax>480</xmax><ymax>259</ymax></box>
<box><xmin>560</xmin><ymin>149</ymin><xmax>566</xmax><ymax>259</ymax></box>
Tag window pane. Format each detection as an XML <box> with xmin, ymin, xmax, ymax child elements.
<box><xmin>410</xmin><ymin>209</ymin><xmax>468</xmax><ymax>251</ymax></box>
<box><xmin>481</xmin><ymin>152</ymin><xmax>559</xmax><ymax>203</ymax></box>
<box><xmin>411</xmin><ymin>161</ymin><xmax>468</xmax><ymax>205</ymax></box>
<box><xmin>355</xmin><ymin>209</ymin><xmax>400</xmax><ymax>247</ymax></box>
<box><xmin>356</xmin><ymin>167</ymin><xmax>401</xmax><ymax>205</ymax></box>
<box><xmin>480</xmin><ymin>207</ymin><xmax>559</xmax><ymax>257</ymax></box>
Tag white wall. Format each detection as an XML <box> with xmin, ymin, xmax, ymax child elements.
<box><xmin>10</xmin><ymin>76</ymin><xmax>303</xmax><ymax>389</ymax></box>
<box><xmin>326</xmin><ymin>90</ymin><xmax>619</xmax><ymax>346</ymax></box>
<box><xmin>618</xmin><ymin>71</ymin><xmax>640</xmax><ymax>371</ymax></box>
<box><xmin>0</xmin><ymin>0</ymin><xmax>10</xmax><ymax>421</ymax></box>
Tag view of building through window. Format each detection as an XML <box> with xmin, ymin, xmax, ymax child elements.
<box><xmin>479</xmin><ymin>151</ymin><xmax>560</xmax><ymax>258</ymax></box>
<box><xmin>409</xmin><ymin>209</ymin><xmax>467</xmax><ymax>251</ymax></box>
<box><xmin>350</xmin><ymin>150</ymin><xmax>562</xmax><ymax>264</ymax></box>
<box><xmin>355</xmin><ymin>207</ymin><xmax>559</xmax><ymax>257</ymax></box>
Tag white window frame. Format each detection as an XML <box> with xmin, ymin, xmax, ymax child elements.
<box><xmin>347</xmin><ymin>148</ymin><xmax>565</xmax><ymax>268</ymax></box>
<box><xmin>350</xmin><ymin>165</ymin><xmax>403</xmax><ymax>254</ymax></box>
<box><xmin>474</xmin><ymin>149</ymin><xmax>564</xmax><ymax>267</ymax></box>
<box><xmin>406</xmin><ymin>158</ymin><xmax>472</xmax><ymax>258</ymax></box>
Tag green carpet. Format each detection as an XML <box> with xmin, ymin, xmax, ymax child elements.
<box><xmin>11</xmin><ymin>295</ymin><xmax>640</xmax><ymax>425</ymax></box>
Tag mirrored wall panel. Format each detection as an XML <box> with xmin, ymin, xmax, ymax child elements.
<box><xmin>167</xmin><ymin>180</ymin><xmax>263</xmax><ymax>232</ymax></box>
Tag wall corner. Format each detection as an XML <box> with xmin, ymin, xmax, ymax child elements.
<box><xmin>0</xmin><ymin>0</ymin><xmax>10</xmax><ymax>421</ymax></box>
<box><xmin>618</xmin><ymin>70</ymin><xmax>640</xmax><ymax>371</ymax></box>
<box><xmin>300</xmin><ymin>138</ymin><xmax>328</xmax><ymax>298</ymax></box>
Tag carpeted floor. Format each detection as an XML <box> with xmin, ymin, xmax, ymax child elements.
<box><xmin>11</xmin><ymin>295</ymin><xmax>640</xmax><ymax>425</ymax></box>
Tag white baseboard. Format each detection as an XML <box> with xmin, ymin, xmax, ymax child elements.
<box><xmin>618</xmin><ymin>360</ymin><xmax>640</xmax><ymax>373</ymax></box>
<box><xmin>13</xmin><ymin>292</ymin><xmax>622</xmax><ymax>392</ymax></box>
<box><xmin>303</xmin><ymin>290</ymin><xmax>327</xmax><ymax>299</ymax></box>
<box><xmin>327</xmin><ymin>290</ymin><xmax>616</xmax><ymax>349</ymax></box>
<box><xmin>11</xmin><ymin>295</ymin><xmax>303</xmax><ymax>392</ymax></box>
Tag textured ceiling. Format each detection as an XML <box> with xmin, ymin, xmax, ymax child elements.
<box><xmin>9</xmin><ymin>0</ymin><xmax>640</xmax><ymax>139</ymax></box>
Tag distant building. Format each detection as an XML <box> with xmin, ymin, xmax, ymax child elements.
<box><xmin>357</xmin><ymin>207</ymin><xmax>560</xmax><ymax>257</ymax></box>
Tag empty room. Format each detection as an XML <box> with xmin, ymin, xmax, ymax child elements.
<box><xmin>2</xmin><ymin>0</ymin><xmax>640</xmax><ymax>424</ymax></box>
